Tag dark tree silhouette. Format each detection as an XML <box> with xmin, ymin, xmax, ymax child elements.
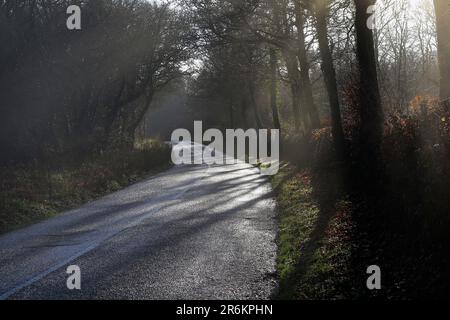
<box><xmin>354</xmin><ymin>0</ymin><xmax>384</xmax><ymax>169</ymax></box>
<box><xmin>313</xmin><ymin>0</ymin><xmax>346</xmax><ymax>158</ymax></box>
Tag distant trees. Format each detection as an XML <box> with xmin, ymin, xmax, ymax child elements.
<box><xmin>184</xmin><ymin>0</ymin><xmax>270</xmax><ymax>129</ymax></box>
<box><xmin>0</xmin><ymin>0</ymin><xmax>191</xmax><ymax>163</ymax></box>
<box><xmin>294</xmin><ymin>0</ymin><xmax>320</xmax><ymax>130</ymax></box>
<box><xmin>184</xmin><ymin>0</ymin><xmax>443</xmax><ymax>164</ymax></box>
<box><xmin>374</xmin><ymin>0</ymin><xmax>439</xmax><ymax>110</ymax></box>
<box><xmin>434</xmin><ymin>0</ymin><xmax>450</xmax><ymax>101</ymax></box>
<box><xmin>276</xmin><ymin>0</ymin><xmax>318</xmax><ymax>133</ymax></box>
<box><xmin>0</xmin><ymin>0</ymin><xmax>444</xmax><ymax>167</ymax></box>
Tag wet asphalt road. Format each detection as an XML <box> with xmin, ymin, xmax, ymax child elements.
<box><xmin>0</xmin><ymin>157</ymin><xmax>278</xmax><ymax>300</ymax></box>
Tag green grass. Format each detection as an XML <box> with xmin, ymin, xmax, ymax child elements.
<box><xmin>0</xmin><ymin>140</ymin><xmax>171</xmax><ymax>234</ymax></box>
<box><xmin>272</xmin><ymin>163</ymin><xmax>353</xmax><ymax>300</ymax></box>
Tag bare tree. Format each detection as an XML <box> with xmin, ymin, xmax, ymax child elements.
<box><xmin>434</xmin><ymin>0</ymin><xmax>450</xmax><ymax>101</ymax></box>
<box><xmin>313</xmin><ymin>0</ymin><xmax>345</xmax><ymax>158</ymax></box>
<box><xmin>294</xmin><ymin>0</ymin><xmax>320</xmax><ymax>129</ymax></box>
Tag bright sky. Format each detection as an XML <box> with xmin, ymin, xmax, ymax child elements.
<box><xmin>149</xmin><ymin>0</ymin><xmax>427</xmax><ymax>10</ymax></box>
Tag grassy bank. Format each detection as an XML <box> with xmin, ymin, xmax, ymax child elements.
<box><xmin>0</xmin><ymin>140</ymin><xmax>171</xmax><ymax>234</ymax></box>
<box><xmin>272</xmin><ymin>163</ymin><xmax>354</xmax><ymax>299</ymax></box>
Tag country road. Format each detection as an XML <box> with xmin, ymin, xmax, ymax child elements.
<box><xmin>0</xmin><ymin>150</ymin><xmax>278</xmax><ymax>300</ymax></box>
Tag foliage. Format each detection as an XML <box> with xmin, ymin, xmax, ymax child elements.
<box><xmin>0</xmin><ymin>0</ymin><xmax>192</xmax><ymax>162</ymax></box>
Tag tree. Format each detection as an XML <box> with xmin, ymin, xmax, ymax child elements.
<box><xmin>268</xmin><ymin>0</ymin><xmax>282</xmax><ymax>130</ymax></box>
<box><xmin>434</xmin><ymin>0</ymin><xmax>450</xmax><ymax>101</ymax></box>
<box><xmin>277</xmin><ymin>0</ymin><xmax>308</xmax><ymax>132</ymax></box>
<box><xmin>294</xmin><ymin>0</ymin><xmax>320</xmax><ymax>129</ymax></box>
<box><xmin>354</xmin><ymin>0</ymin><xmax>384</xmax><ymax>167</ymax></box>
<box><xmin>0</xmin><ymin>0</ymin><xmax>192</xmax><ymax>161</ymax></box>
<box><xmin>270</xmin><ymin>47</ymin><xmax>282</xmax><ymax>129</ymax></box>
<box><xmin>313</xmin><ymin>0</ymin><xmax>346</xmax><ymax>158</ymax></box>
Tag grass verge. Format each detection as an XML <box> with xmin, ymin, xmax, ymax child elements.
<box><xmin>271</xmin><ymin>162</ymin><xmax>354</xmax><ymax>299</ymax></box>
<box><xmin>0</xmin><ymin>140</ymin><xmax>171</xmax><ymax>234</ymax></box>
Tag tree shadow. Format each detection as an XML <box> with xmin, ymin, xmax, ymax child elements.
<box><xmin>275</xmin><ymin>164</ymin><xmax>348</xmax><ymax>299</ymax></box>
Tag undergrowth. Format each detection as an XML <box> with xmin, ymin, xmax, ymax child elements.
<box><xmin>0</xmin><ymin>140</ymin><xmax>171</xmax><ymax>234</ymax></box>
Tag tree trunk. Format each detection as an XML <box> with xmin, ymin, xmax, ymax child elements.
<box><xmin>295</xmin><ymin>1</ymin><xmax>320</xmax><ymax>129</ymax></box>
<box><xmin>241</xmin><ymin>94</ymin><xmax>249</xmax><ymax>128</ymax></box>
<box><xmin>354</xmin><ymin>0</ymin><xmax>384</xmax><ymax>163</ymax></box>
<box><xmin>270</xmin><ymin>47</ymin><xmax>281</xmax><ymax>130</ymax></box>
<box><xmin>229</xmin><ymin>96</ymin><xmax>235</xmax><ymax>128</ymax></box>
<box><xmin>434</xmin><ymin>0</ymin><xmax>450</xmax><ymax>101</ymax></box>
<box><xmin>314</xmin><ymin>0</ymin><xmax>345</xmax><ymax>158</ymax></box>
<box><xmin>120</xmin><ymin>91</ymin><xmax>155</xmax><ymax>151</ymax></box>
<box><xmin>283</xmin><ymin>48</ymin><xmax>304</xmax><ymax>132</ymax></box>
<box><xmin>248</xmin><ymin>77</ymin><xmax>263</xmax><ymax>129</ymax></box>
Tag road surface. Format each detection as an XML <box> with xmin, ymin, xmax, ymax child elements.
<box><xmin>0</xmin><ymin>151</ymin><xmax>278</xmax><ymax>300</ymax></box>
